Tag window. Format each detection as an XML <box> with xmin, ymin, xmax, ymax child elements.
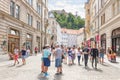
<box><xmin>10</xmin><ymin>29</ymin><xmax>19</xmax><ymax>36</ymax></box>
<box><xmin>101</xmin><ymin>13</ymin><xmax>105</xmax><ymax>25</ymax></box>
<box><xmin>27</xmin><ymin>34</ymin><xmax>32</xmax><ymax>39</ymax></box>
<box><xmin>10</xmin><ymin>1</ymin><xmax>15</xmax><ymax>17</ymax></box>
<box><xmin>15</xmin><ymin>5</ymin><xmax>20</xmax><ymax>19</ymax></box>
<box><xmin>36</xmin><ymin>3</ymin><xmax>41</xmax><ymax>15</ymax></box>
<box><xmin>10</xmin><ymin>1</ymin><xmax>20</xmax><ymax>19</ymax></box>
<box><xmin>117</xmin><ymin>0</ymin><xmax>120</xmax><ymax>13</ymax></box>
<box><xmin>26</xmin><ymin>0</ymin><xmax>33</xmax><ymax>6</ymax></box>
<box><xmin>94</xmin><ymin>6</ymin><xmax>96</xmax><ymax>15</ymax></box>
<box><xmin>37</xmin><ymin>21</ymin><xmax>41</xmax><ymax>31</ymax></box>
<box><xmin>27</xmin><ymin>14</ymin><xmax>33</xmax><ymax>26</ymax></box>
<box><xmin>101</xmin><ymin>0</ymin><xmax>104</xmax><ymax>7</ymax></box>
<box><xmin>112</xmin><ymin>3</ymin><xmax>115</xmax><ymax>16</ymax></box>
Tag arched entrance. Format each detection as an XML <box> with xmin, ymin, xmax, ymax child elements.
<box><xmin>8</xmin><ymin>29</ymin><xmax>20</xmax><ymax>54</ymax></box>
<box><xmin>101</xmin><ymin>34</ymin><xmax>106</xmax><ymax>53</ymax></box>
<box><xmin>112</xmin><ymin>27</ymin><xmax>120</xmax><ymax>56</ymax></box>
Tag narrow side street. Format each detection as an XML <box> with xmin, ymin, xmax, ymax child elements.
<box><xmin>0</xmin><ymin>54</ymin><xmax>120</xmax><ymax>80</ymax></box>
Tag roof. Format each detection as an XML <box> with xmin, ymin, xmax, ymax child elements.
<box><xmin>61</xmin><ymin>28</ymin><xmax>84</xmax><ymax>35</ymax></box>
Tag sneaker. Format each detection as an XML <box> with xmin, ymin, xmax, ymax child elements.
<box><xmin>44</xmin><ymin>72</ymin><xmax>49</xmax><ymax>77</ymax></box>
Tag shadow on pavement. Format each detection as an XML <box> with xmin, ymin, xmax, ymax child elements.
<box><xmin>16</xmin><ymin>64</ymin><xmax>24</xmax><ymax>68</ymax></box>
<box><xmin>7</xmin><ymin>64</ymin><xmax>15</xmax><ymax>67</ymax></box>
<box><xmin>85</xmin><ymin>66</ymin><xmax>93</xmax><ymax>71</ymax></box>
<box><xmin>37</xmin><ymin>74</ymin><xmax>49</xmax><ymax>80</ymax></box>
<box><xmin>94</xmin><ymin>68</ymin><xmax>103</xmax><ymax>72</ymax></box>
<box><xmin>54</xmin><ymin>74</ymin><xmax>62</xmax><ymax>80</ymax></box>
<box><xmin>111</xmin><ymin>61</ymin><xmax>119</xmax><ymax>64</ymax></box>
<box><xmin>101</xmin><ymin>64</ymin><xmax>109</xmax><ymax>67</ymax></box>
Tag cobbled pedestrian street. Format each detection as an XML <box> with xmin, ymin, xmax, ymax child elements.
<box><xmin>0</xmin><ymin>54</ymin><xmax>120</xmax><ymax>80</ymax></box>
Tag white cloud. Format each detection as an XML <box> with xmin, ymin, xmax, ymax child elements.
<box><xmin>48</xmin><ymin>0</ymin><xmax>87</xmax><ymax>18</ymax></box>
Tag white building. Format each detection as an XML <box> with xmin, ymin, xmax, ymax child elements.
<box><xmin>61</xmin><ymin>29</ymin><xmax>68</xmax><ymax>46</ymax></box>
<box><xmin>56</xmin><ymin>23</ymin><xmax>62</xmax><ymax>45</ymax></box>
<box><xmin>47</xmin><ymin>12</ymin><xmax>62</xmax><ymax>47</ymax></box>
<box><xmin>77</xmin><ymin>28</ymin><xmax>84</xmax><ymax>47</ymax></box>
<box><xmin>61</xmin><ymin>28</ymin><xmax>83</xmax><ymax>47</ymax></box>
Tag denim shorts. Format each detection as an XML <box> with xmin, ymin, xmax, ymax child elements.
<box><xmin>55</xmin><ymin>58</ymin><xmax>62</xmax><ymax>67</ymax></box>
<box><xmin>43</xmin><ymin>58</ymin><xmax>50</xmax><ymax>67</ymax></box>
<box><xmin>21</xmin><ymin>55</ymin><xmax>27</xmax><ymax>59</ymax></box>
<box><xmin>99</xmin><ymin>53</ymin><xmax>104</xmax><ymax>58</ymax></box>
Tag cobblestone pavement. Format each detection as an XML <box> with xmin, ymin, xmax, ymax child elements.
<box><xmin>0</xmin><ymin>54</ymin><xmax>120</xmax><ymax>80</ymax></box>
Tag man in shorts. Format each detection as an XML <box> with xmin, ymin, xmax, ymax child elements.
<box><xmin>42</xmin><ymin>44</ymin><xmax>51</xmax><ymax>77</ymax></box>
<box><xmin>55</xmin><ymin>45</ymin><xmax>63</xmax><ymax>75</ymax></box>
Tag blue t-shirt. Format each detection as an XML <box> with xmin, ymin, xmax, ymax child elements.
<box><xmin>43</xmin><ymin>49</ymin><xmax>51</xmax><ymax>58</ymax></box>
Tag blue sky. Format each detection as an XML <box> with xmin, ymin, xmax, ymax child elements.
<box><xmin>48</xmin><ymin>0</ymin><xmax>87</xmax><ymax>18</ymax></box>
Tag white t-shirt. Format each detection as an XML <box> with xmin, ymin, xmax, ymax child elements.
<box><xmin>77</xmin><ymin>50</ymin><xmax>82</xmax><ymax>56</ymax></box>
<box><xmin>72</xmin><ymin>49</ymin><xmax>76</xmax><ymax>54</ymax></box>
<box><xmin>14</xmin><ymin>49</ymin><xmax>19</xmax><ymax>54</ymax></box>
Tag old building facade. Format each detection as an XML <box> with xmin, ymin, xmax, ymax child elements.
<box><xmin>85</xmin><ymin>0</ymin><xmax>120</xmax><ymax>55</ymax></box>
<box><xmin>77</xmin><ymin>28</ymin><xmax>84</xmax><ymax>48</ymax></box>
<box><xmin>47</xmin><ymin>12</ymin><xmax>57</xmax><ymax>47</ymax></box>
<box><xmin>0</xmin><ymin>0</ymin><xmax>48</xmax><ymax>54</ymax></box>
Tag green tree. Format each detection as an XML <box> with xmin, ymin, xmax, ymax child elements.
<box><xmin>53</xmin><ymin>11</ymin><xmax>85</xmax><ymax>30</ymax></box>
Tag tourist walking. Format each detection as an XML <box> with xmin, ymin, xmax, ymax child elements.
<box><xmin>42</xmin><ymin>44</ymin><xmax>51</xmax><ymax>77</ymax></box>
<box><xmin>77</xmin><ymin>47</ymin><xmax>82</xmax><ymax>65</ymax></box>
<box><xmin>68</xmin><ymin>48</ymin><xmax>72</xmax><ymax>65</ymax></box>
<box><xmin>13</xmin><ymin>47</ymin><xmax>19</xmax><ymax>66</ymax></box>
<box><xmin>61</xmin><ymin>45</ymin><xmax>66</xmax><ymax>64</ymax></box>
<box><xmin>83</xmin><ymin>46</ymin><xmax>89</xmax><ymax>68</ymax></box>
<box><xmin>41</xmin><ymin>46</ymin><xmax>46</xmax><ymax>74</ymax></box>
<box><xmin>91</xmin><ymin>45</ymin><xmax>99</xmax><ymax>69</ymax></box>
<box><xmin>34</xmin><ymin>46</ymin><xmax>38</xmax><ymax>56</ymax></box>
<box><xmin>63</xmin><ymin>47</ymin><xmax>67</xmax><ymax>64</ymax></box>
<box><xmin>71</xmin><ymin>47</ymin><xmax>76</xmax><ymax>64</ymax></box>
<box><xmin>55</xmin><ymin>45</ymin><xmax>63</xmax><ymax>75</ymax></box>
<box><xmin>99</xmin><ymin>47</ymin><xmax>105</xmax><ymax>64</ymax></box>
<box><xmin>26</xmin><ymin>48</ymin><xmax>30</xmax><ymax>57</ymax></box>
<box><xmin>21</xmin><ymin>47</ymin><xmax>27</xmax><ymax>65</ymax></box>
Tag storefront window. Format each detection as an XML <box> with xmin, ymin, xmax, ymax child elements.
<box><xmin>101</xmin><ymin>34</ymin><xmax>106</xmax><ymax>53</ymax></box>
<box><xmin>10</xmin><ymin>29</ymin><xmax>20</xmax><ymax>36</ymax></box>
<box><xmin>112</xmin><ymin>27</ymin><xmax>120</xmax><ymax>56</ymax></box>
<box><xmin>26</xmin><ymin>34</ymin><xmax>32</xmax><ymax>51</ymax></box>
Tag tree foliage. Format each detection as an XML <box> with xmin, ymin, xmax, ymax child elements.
<box><xmin>53</xmin><ymin>12</ymin><xmax>85</xmax><ymax>30</ymax></box>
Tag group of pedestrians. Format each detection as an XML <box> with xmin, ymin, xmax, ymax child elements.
<box><xmin>40</xmin><ymin>44</ymin><xmax>107</xmax><ymax>77</ymax></box>
<box><xmin>41</xmin><ymin>44</ymin><xmax>64</xmax><ymax>77</ymax></box>
<box><xmin>9</xmin><ymin>47</ymin><xmax>31</xmax><ymax>66</ymax></box>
